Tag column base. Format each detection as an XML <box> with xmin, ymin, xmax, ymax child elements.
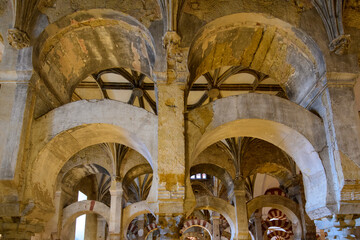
<box><xmin>109</xmin><ymin>233</ymin><xmax>122</xmax><ymax>240</ymax></box>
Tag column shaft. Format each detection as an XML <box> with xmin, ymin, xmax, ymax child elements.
<box><xmin>234</xmin><ymin>181</ymin><xmax>249</xmax><ymax>240</ymax></box>
<box><xmin>109</xmin><ymin>181</ymin><xmax>123</xmax><ymax>240</ymax></box>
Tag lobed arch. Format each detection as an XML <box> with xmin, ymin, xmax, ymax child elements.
<box><xmin>187</xmin><ymin>12</ymin><xmax>326</xmax><ymax>105</ymax></box>
<box><xmin>192</xmin><ymin>195</ymin><xmax>236</xmax><ymax>240</ymax></box>
<box><xmin>247</xmin><ymin>195</ymin><xmax>302</xmax><ymax>239</ymax></box>
<box><xmin>61</xmin><ymin>200</ymin><xmax>110</xmax><ymax>239</ymax></box>
<box><xmin>187</xmin><ymin>93</ymin><xmax>329</xmax><ymax>217</ymax></box>
<box><xmin>32</xmin><ymin>9</ymin><xmax>156</xmax><ymax>116</ymax></box>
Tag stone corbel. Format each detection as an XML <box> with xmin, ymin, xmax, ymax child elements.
<box><xmin>163</xmin><ymin>31</ymin><xmax>187</xmax><ymax>83</ymax></box>
<box><xmin>7</xmin><ymin>0</ymin><xmax>43</xmax><ymax>50</ymax></box>
<box><xmin>311</xmin><ymin>0</ymin><xmax>350</xmax><ymax>55</ymax></box>
<box><xmin>7</xmin><ymin>28</ymin><xmax>30</xmax><ymax>50</ymax></box>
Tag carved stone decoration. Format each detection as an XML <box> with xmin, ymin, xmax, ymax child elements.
<box><xmin>7</xmin><ymin>28</ymin><xmax>30</xmax><ymax>49</ymax></box>
<box><xmin>0</xmin><ymin>0</ymin><xmax>9</xmax><ymax>16</ymax></box>
<box><xmin>311</xmin><ymin>0</ymin><xmax>350</xmax><ymax>55</ymax></box>
<box><xmin>158</xmin><ymin>214</ymin><xmax>184</xmax><ymax>239</ymax></box>
<box><xmin>329</xmin><ymin>34</ymin><xmax>351</xmax><ymax>55</ymax></box>
<box><xmin>8</xmin><ymin>0</ymin><xmax>42</xmax><ymax>49</ymax></box>
<box><xmin>163</xmin><ymin>31</ymin><xmax>186</xmax><ymax>83</ymax></box>
<box><xmin>315</xmin><ymin>215</ymin><xmax>360</xmax><ymax>239</ymax></box>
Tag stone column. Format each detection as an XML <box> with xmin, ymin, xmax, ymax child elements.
<box><xmin>254</xmin><ymin>210</ymin><xmax>262</xmax><ymax>240</ymax></box>
<box><xmin>109</xmin><ymin>181</ymin><xmax>123</xmax><ymax>240</ymax></box>
<box><xmin>283</xmin><ymin>176</ymin><xmax>309</xmax><ymax>240</ymax></box>
<box><xmin>137</xmin><ymin>215</ymin><xmax>145</xmax><ymax>240</ymax></box>
<box><xmin>0</xmin><ymin>62</ymin><xmax>33</xmax><ymax>182</ymax></box>
<box><xmin>97</xmin><ymin>216</ymin><xmax>107</xmax><ymax>240</ymax></box>
<box><xmin>233</xmin><ymin>180</ymin><xmax>249</xmax><ymax>240</ymax></box>
<box><xmin>156</xmin><ymin>31</ymin><xmax>187</xmax><ymax>239</ymax></box>
<box><xmin>315</xmin><ymin>215</ymin><xmax>360</xmax><ymax>239</ymax></box>
<box><xmin>212</xmin><ymin>211</ymin><xmax>221</xmax><ymax>240</ymax></box>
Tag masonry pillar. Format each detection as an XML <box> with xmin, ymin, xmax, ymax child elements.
<box><xmin>211</xmin><ymin>211</ymin><xmax>221</xmax><ymax>240</ymax></box>
<box><xmin>234</xmin><ymin>180</ymin><xmax>249</xmax><ymax>240</ymax></box>
<box><xmin>308</xmin><ymin>73</ymin><xmax>360</xmax><ymax>216</ymax></box>
<box><xmin>109</xmin><ymin>181</ymin><xmax>123</xmax><ymax>240</ymax></box>
<box><xmin>0</xmin><ymin>69</ymin><xmax>41</xmax><ymax>240</ymax></box>
<box><xmin>0</xmin><ymin>221</ymin><xmax>43</xmax><ymax>240</ymax></box>
<box><xmin>156</xmin><ymin>31</ymin><xmax>187</xmax><ymax>239</ymax></box>
<box><xmin>97</xmin><ymin>216</ymin><xmax>107</xmax><ymax>240</ymax></box>
<box><xmin>254</xmin><ymin>210</ymin><xmax>262</xmax><ymax>240</ymax></box>
<box><xmin>47</xmin><ymin>190</ymin><xmax>63</xmax><ymax>240</ymax></box>
<box><xmin>315</xmin><ymin>215</ymin><xmax>360</xmax><ymax>239</ymax></box>
<box><xmin>283</xmin><ymin>176</ymin><xmax>311</xmax><ymax>240</ymax></box>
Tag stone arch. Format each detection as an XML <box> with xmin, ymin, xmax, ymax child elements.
<box><xmin>61</xmin><ymin>200</ymin><xmax>110</xmax><ymax>239</ymax></box>
<box><xmin>247</xmin><ymin>195</ymin><xmax>302</xmax><ymax>239</ymax></box>
<box><xmin>55</xmin><ymin>146</ymin><xmax>114</xmax><ymax>191</ymax></box>
<box><xmin>181</xmin><ymin>219</ymin><xmax>213</xmax><ymax>238</ymax></box>
<box><xmin>27</xmin><ymin>100</ymin><xmax>157</xmax><ymax>219</ymax></box>
<box><xmin>193</xmin><ymin>195</ymin><xmax>236</xmax><ymax>240</ymax></box>
<box><xmin>123</xmin><ymin>164</ymin><xmax>153</xmax><ymax>186</ymax></box>
<box><xmin>122</xmin><ymin>201</ymin><xmax>153</xmax><ymax>240</ymax></box>
<box><xmin>247</xmin><ymin>163</ymin><xmax>293</xmax><ymax>186</ymax></box>
<box><xmin>187</xmin><ymin>93</ymin><xmax>329</xmax><ymax>217</ymax></box>
<box><xmin>187</xmin><ymin>13</ymin><xmax>325</xmax><ymax>105</ymax></box>
<box><xmin>192</xmin><ymin>143</ymin><xmax>236</xmax><ymax>179</ymax></box>
<box><xmin>144</xmin><ymin>223</ymin><xmax>158</xmax><ymax>239</ymax></box>
<box><xmin>191</xmin><ymin>163</ymin><xmax>234</xmax><ymax>198</ymax></box>
<box><xmin>29</xmin><ymin>123</ymin><xmax>153</xmax><ymax>217</ymax></box>
<box><xmin>57</xmin><ymin>163</ymin><xmax>110</xmax><ymax>192</ymax></box>
<box><xmin>32</xmin><ymin>9</ymin><xmax>156</xmax><ymax>115</ymax></box>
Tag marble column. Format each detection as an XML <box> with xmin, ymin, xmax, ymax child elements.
<box><xmin>254</xmin><ymin>210</ymin><xmax>262</xmax><ymax>240</ymax></box>
<box><xmin>109</xmin><ymin>181</ymin><xmax>123</xmax><ymax>240</ymax></box>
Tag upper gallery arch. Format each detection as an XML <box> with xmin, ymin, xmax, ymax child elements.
<box><xmin>38</xmin><ymin>0</ymin><xmax>163</xmax><ymax>28</ymax></box>
<box><xmin>186</xmin><ymin>12</ymin><xmax>326</xmax><ymax>106</ymax></box>
<box><xmin>32</xmin><ymin>9</ymin><xmax>157</xmax><ymax>116</ymax></box>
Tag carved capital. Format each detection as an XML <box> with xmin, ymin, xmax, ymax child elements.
<box><xmin>158</xmin><ymin>214</ymin><xmax>184</xmax><ymax>239</ymax></box>
<box><xmin>7</xmin><ymin>28</ymin><xmax>30</xmax><ymax>50</ymax></box>
<box><xmin>315</xmin><ymin>215</ymin><xmax>360</xmax><ymax>239</ymax></box>
<box><xmin>329</xmin><ymin>34</ymin><xmax>351</xmax><ymax>55</ymax></box>
<box><xmin>163</xmin><ymin>31</ymin><xmax>187</xmax><ymax>82</ymax></box>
